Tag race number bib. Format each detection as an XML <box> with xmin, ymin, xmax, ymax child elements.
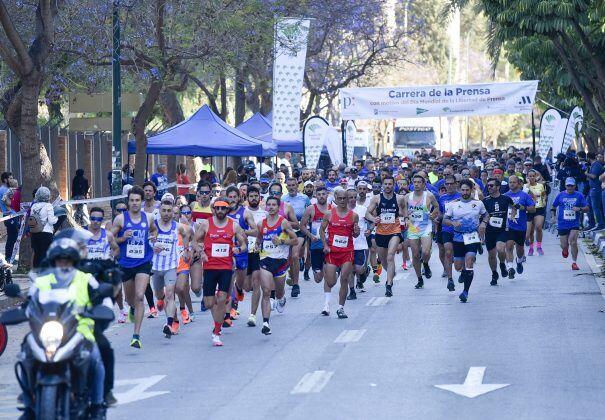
<box><xmin>410</xmin><ymin>212</ymin><xmax>423</xmax><ymax>223</ymax></box>
<box><xmin>489</xmin><ymin>217</ymin><xmax>503</xmax><ymax>228</ymax></box>
<box><xmin>381</xmin><ymin>213</ymin><xmax>395</xmax><ymax>224</ymax></box>
<box><xmin>211</xmin><ymin>243</ymin><xmax>230</xmax><ymax>257</ymax></box>
<box><xmin>463</xmin><ymin>231</ymin><xmax>480</xmax><ymax>245</ymax></box>
<box><xmin>332</xmin><ymin>235</ymin><xmax>349</xmax><ymax>248</ymax></box>
<box><xmin>311</xmin><ymin>221</ymin><xmax>322</xmax><ymax>235</ymax></box>
<box><xmin>155</xmin><ymin>236</ymin><xmax>172</xmax><ymax>256</ymax></box>
<box><xmin>263</xmin><ymin>240</ymin><xmax>277</xmax><ymax>252</ymax></box>
<box><xmin>126</xmin><ymin>243</ymin><xmax>144</xmax><ymax>259</ymax></box>
<box><xmin>563</xmin><ymin>209</ymin><xmax>576</xmax><ymax>221</ymax></box>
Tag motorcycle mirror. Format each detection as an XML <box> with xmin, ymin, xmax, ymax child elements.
<box><xmin>4</xmin><ymin>283</ymin><xmax>21</xmax><ymax>298</ymax></box>
<box><xmin>0</xmin><ymin>308</ymin><xmax>27</xmax><ymax>325</ymax></box>
<box><xmin>97</xmin><ymin>283</ymin><xmax>114</xmax><ymax>299</ymax></box>
<box><xmin>85</xmin><ymin>305</ymin><xmax>115</xmax><ymax>322</ymax></box>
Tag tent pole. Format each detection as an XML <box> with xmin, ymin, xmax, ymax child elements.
<box><xmin>341</xmin><ymin>120</ymin><xmax>347</xmax><ymax>165</ymax></box>
<box><xmin>531</xmin><ymin>108</ymin><xmax>536</xmax><ymax>158</ymax></box>
<box><xmin>145</xmin><ymin>154</ymin><xmax>149</xmax><ymax>182</ymax></box>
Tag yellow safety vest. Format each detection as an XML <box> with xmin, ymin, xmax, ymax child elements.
<box><xmin>35</xmin><ymin>270</ymin><xmax>96</xmax><ymax>342</ymax></box>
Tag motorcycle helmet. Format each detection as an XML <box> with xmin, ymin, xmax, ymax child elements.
<box><xmin>54</xmin><ymin>228</ymin><xmax>93</xmax><ymax>259</ymax></box>
<box><xmin>46</xmin><ymin>237</ymin><xmax>81</xmax><ymax>266</ymax></box>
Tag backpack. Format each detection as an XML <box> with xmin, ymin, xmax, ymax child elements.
<box><xmin>27</xmin><ymin>207</ymin><xmax>44</xmax><ymax>233</ymax></box>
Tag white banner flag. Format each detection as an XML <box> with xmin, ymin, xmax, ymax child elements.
<box><xmin>339</xmin><ymin>80</ymin><xmax>539</xmax><ymax>120</ymax></box>
<box><xmin>303</xmin><ymin>116</ymin><xmax>329</xmax><ymax>169</ymax></box>
<box><xmin>561</xmin><ymin>106</ymin><xmax>583</xmax><ymax>154</ymax></box>
<box><xmin>272</xmin><ymin>18</ymin><xmax>310</xmax><ymax>141</ymax></box>
<box><xmin>551</xmin><ymin>118</ymin><xmax>568</xmax><ymax>156</ymax></box>
<box><xmin>537</xmin><ymin>108</ymin><xmax>561</xmax><ymax>162</ymax></box>
<box><xmin>344</xmin><ymin>121</ymin><xmax>356</xmax><ymax>166</ymax></box>
<box><xmin>324</xmin><ymin>126</ymin><xmax>343</xmax><ymax>166</ymax></box>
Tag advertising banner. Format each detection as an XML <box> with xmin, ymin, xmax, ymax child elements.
<box><xmin>344</xmin><ymin>120</ymin><xmax>356</xmax><ymax>166</ymax></box>
<box><xmin>272</xmin><ymin>18</ymin><xmax>310</xmax><ymax>141</ymax></box>
<box><xmin>537</xmin><ymin>108</ymin><xmax>561</xmax><ymax>162</ymax></box>
<box><xmin>302</xmin><ymin>116</ymin><xmax>329</xmax><ymax>169</ymax></box>
<box><xmin>340</xmin><ymin>80</ymin><xmax>539</xmax><ymax>120</ymax></box>
<box><xmin>561</xmin><ymin>106</ymin><xmax>583</xmax><ymax>154</ymax></box>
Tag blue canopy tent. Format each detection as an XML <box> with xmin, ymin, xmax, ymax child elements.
<box><xmin>127</xmin><ymin>105</ymin><xmax>277</xmax><ymax>157</ymax></box>
<box><xmin>260</xmin><ymin>111</ymin><xmax>303</xmax><ymax>153</ymax></box>
<box><xmin>236</xmin><ymin>112</ymin><xmax>273</xmax><ymax>142</ymax></box>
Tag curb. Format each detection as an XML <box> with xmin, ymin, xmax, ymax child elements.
<box><xmin>580</xmin><ymin>238</ymin><xmax>605</xmax><ymax>302</ymax></box>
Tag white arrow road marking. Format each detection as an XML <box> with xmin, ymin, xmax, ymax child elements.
<box><xmin>366</xmin><ymin>297</ymin><xmax>389</xmax><ymax>306</ymax></box>
<box><xmin>291</xmin><ymin>371</ymin><xmax>334</xmax><ymax>394</ymax></box>
<box><xmin>435</xmin><ymin>367</ymin><xmax>509</xmax><ymax>398</ymax></box>
<box><xmin>334</xmin><ymin>329</ymin><xmax>366</xmax><ymax>343</ymax></box>
<box><xmin>114</xmin><ymin>375</ymin><xmax>169</xmax><ymax>405</ymax></box>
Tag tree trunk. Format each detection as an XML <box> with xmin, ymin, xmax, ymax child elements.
<box><xmin>159</xmin><ymin>89</ymin><xmax>186</xmax><ymax>194</ymax></box>
<box><xmin>235</xmin><ymin>67</ymin><xmax>246</xmax><ymax>125</ymax></box>
<box><xmin>219</xmin><ymin>73</ymin><xmax>227</xmax><ymax>120</ymax></box>
<box><xmin>133</xmin><ymin>78</ymin><xmax>164</xmax><ymax>184</ymax></box>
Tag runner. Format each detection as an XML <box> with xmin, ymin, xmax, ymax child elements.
<box><xmin>282</xmin><ymin>177</ymin><xmax>310</xmax><ymax>297</ymax></box>
<box><xmin>226</xmin><ymin>186</ymin><xmax>258</xmax><ymax>326</ymax></box>
<box><xmin>365</xmin><ymin>176</ymin><xmax>407</xmax><ymax>296</ymax></box>
<box><xmin>443</xmin><ymin>180</ymin><xmax>487</xmax><ymax>302</ymax></box>
<box><xmin>175</xmin><ymin>203</ymin><xmax>195</xmax><ymax>323</ymax></box>
<box><xmin>524</xmin><ymin>169</ymin><xmax>547</xmax><ymax>256</ymax></box>
<box><xmin>111</xmin><ymin>186</ymin><xmax>158</xmax><ymax>349</ymax></box>
<box><xmin>300</xmin><ymin>186</ymin><xmax>331</xmax><ymax>285</ymax></box>
<box><xmin>257</xmin><ymin>196</ymin><xmax>298</xmax><ymax>334</ymax></box>
<box><xmin>404</xmin><ymin>174</ymin><xmax>439</xmax><ymax>290</ymax></box>
<box><xmin>347</xmin><ymin>188</ymin><xmax>369</xmax><ymax>299</ymax></box>
<box><xmin>193</xmin><ymin>200</ymin><xmax>247</xmax><ymax>346</ymax></box>
<box><xmin>190</xmin><ymin>182</ymin><xmax>213</xmax><ymax>304</ymax></box>
<box><xmin>504</xmin><ymin>175</ymin><xmax>535</xmax><ymax>279</ymax></box>
<box><xmin>245</xmin><ymin>187</ymin><xmax>267</xmax><ymax>327</ymax></box>
<box><xmin>319</xmin><ymin>188</ymin><xmax>360</xmax><ymax>318</ymax></box>
<box><xmin>142</xmin><ymin>181</ymin><xmax>160</xmax><ymax>219</ymax></box>
<box><xmin>435</xmin><ymin>175</ymin><xmax>461</xmax><ymax>291</ymax></box>
<box><xmin>551</xmin><ymin>177</ymin><xmax>588</xmax><ymax>270</ymax></box>
<box><xmin>151</xmin><ymin>199</ymin><xmax>190</xmax><ymax>338</ymax></box>
<box><xmin>482</xmin><ymin>178</ymin><xmax>515</xmax><ymax>286</ymax></box>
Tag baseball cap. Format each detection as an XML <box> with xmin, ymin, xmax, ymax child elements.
<box><xmin>339</xmin><ymin>178</ymin><xmax>348</xmax><ymax>184</ymax></box>
<box><xmin>565</xmin><ymin>177</ymin><xmax>576</xmax><ymax>186</ymax></box>
<box><xmin>259</xmin><ymin>177</ymin><xmax>269</xmax><ymax>184</ymax></box>
<box><xmin>401</xmin><ymin>163</ymin><xmax>409</xmax><ymax>168</ymax></box>
<box><xmin>303</xmin><ymin>180</ymin><xmax>313</xmax><ymax>187</ymax></box>
<box><xmin>356</xmin><ymin>180</ymin><xmax>368</xmax><ymax>188</ymax></box>
<box><xmin>524</xmin><ymin>159</ymin><xmax>533</xmax><ymax>165</ymax></box>
<box><xmin>161</xmin><ymin>193</ymin><xmax>175</xmax><ymax>203</ymax></box>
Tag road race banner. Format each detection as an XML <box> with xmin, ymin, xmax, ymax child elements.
<box><xmin>272</xmin><ymin>18</ymin><xmax>310</xmax><ymax>141</ymax></box>
<box><xmin>303</xmin><ymin>116</ymin><xmax>329</xmax><ymax>169</ymax></box>
<box><xmin>537</xmin><ymin>108</ymin><xmax>561</xmax><ymax>162</ymax></box>
<box><xmin>339</xmin><ymin>80</ymin><xmax>539</xmax><ymax>120</ymax></box>
<box><xmin>324</xmin><ymin>126</ymin><xmax>343</xmax><ymax>166</ymax></box>
<box><xmin>344</xmin><ymin>120</ymin><xmax>356</xmax><ymax>166</ymax></box>
<box><xmin>561</xmin><ymin>106</ymin><xmax>583</xmax><ymax>154</ymax></box>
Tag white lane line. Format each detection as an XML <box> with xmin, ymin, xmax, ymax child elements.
<box><xmin>366</xmin><ymin>297</ymin><xmax>390</xmax><ymax>306</ymax></box>
<box><xmin>291</xmin><ymin>371</ymin><xmax>334</xmax><ymax>394</ymax></box>
<box><xmin>334</xmin><ymin>329</ymin><xmax>366</xmax><ymax>343</ymax></box>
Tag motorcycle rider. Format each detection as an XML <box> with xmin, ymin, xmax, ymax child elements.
<box><xmin>19</xmin><ymin>236</ymin><xmax>108</xmax><ymax>420</ymax></box>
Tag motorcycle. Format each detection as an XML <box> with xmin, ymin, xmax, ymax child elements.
<box><xmin>1</xmin><ymin>281</ymin><xmax>114</xmax><ymax>420</ymax></box>
<box><xmin>0</xmin><ymin>265</ymin><xmax>13</xmax><ymax>357</ymax></box>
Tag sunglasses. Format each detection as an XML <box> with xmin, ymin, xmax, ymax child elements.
<box><xmin>90</xmin><ymin>216</ymin><xmax>103</xmax><ymax>222</ymax></box>
<box><xmin>214</xmin><ymin>206</ymin><xmax>228</xmax><ymax>211</ymax></box>
<box><xmin>270</xmin><ymin>191</ymin><xmax>281</xmax><ymax>196</ymax></box>
<box><xmin>212</xmin><ymin>190</ymin><xmax>221</xmax><ymax>194</ymax></box>
<box><xmin>181</xmin><ymin>210</ymin><xmax>191</xmax><ymax>215</ymax></box>
<box><xmin>116</xmin><ymin>208</ymin><xmax>127</xmax><ymax>212</ymax></box>
<box><xmin>487</xmin><ymin>184</ymin><xmax>497</xmax><ymax>188</ymax></box>
<box><xmin>198</xmin><ymin>190</ymin><xmax>210</xmax><ymax>195</ymax></box>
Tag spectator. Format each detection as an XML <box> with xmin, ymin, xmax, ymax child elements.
<box><xmin>9</xmin><ymin>179</ymin><xmax>21</xmax><ymax>213</ymax></box>
<box><xmin>71</xmin><ymin>169</ymin><xmax>90</xmax><ymax>198</ymax></box>
<box><xmin>222</xmin><ymin>169</ymin><xmax>238</xmax><ymax>188</ymax></box>
<box><xmin>176</xmin><ymin>163</ymin><xmax>193</xmax><ymax>201</ymax></box>
<box><xmin>1</xmin><ymin>189</ymin><xmax>17</xmax><ymax>261</ymax></box>
<box><xmin>557</xmin><ymin>157</ymin><xmax>583</xmax><ymax>192</ymax></box>
<box><xmin>532</xmin><ymin>155</ymin><xmax>551</xmax><ymax>183</ymax></box>
<box><xmin>29</xmin><ymin>186</ymin><xmax>57</xmax><ymax>269</ymax></box>
<box><xmin>278</xmin><ymin>152</ymin><xmax>292</xmax><ymax>172</ymax></box>
<box><xmin>150</xmin><ymin>163</ymin><xmax>169</xmax><ymax>200</ymax></box>
<box><xmin>586</xmin><ymin>152</ymin><xmax>604</xmax><ymax>231</ymax></box>
<box><xmin>0</xmin><ymin>172</ymin><xmax>14</xmax><ymax>198</ymax></box>
<box><xmin>200</xmin><ymin>156</ymin><xmax>213</xmax><ymax>173</ymax></box>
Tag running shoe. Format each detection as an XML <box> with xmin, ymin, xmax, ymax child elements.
<box><xmin>459</xmin><ymin>291</ymin><xmax>468</xmax><ymax>303</ymax></box>
<box><xmin>235</xmin><ymin>287</ymin><xmax>245</xmax><ymax>302</ymax></box>
<box><xmin>356</xmin><ymin>280</ymin><xmax>365</xmax><ymax>290</ymax></box>
<box><xmin>516</xmin><ymin>261</ymin><xmax>524</xmax><ymax>274</ymax></box>
<box><xmin>181</xmin><ymin>309</ymin><xmax>191</xmax><ymax>324</ymax></box>
<box><xmin>458</xmin><ymin>271</ymin><xmax>465</xmax><ymax>283</ymax></box>
<box><xmin>212</xmin><ymin>334</ymin><xmax>223</xmax><ymax>347</ymax></box>
<box><xmin>321</xmin><ymin>304</ymin><xmax>330</xmax><ymax>316</ymax></box>
<box><xmin>385</xmin><ymin>284</ymin><xmax>393</xmax><ymax>297</ymax></box>
<box><xmin>291</xmin><ymin>284</ymin><xmax>300</xmax><ymax>298</ymax></box>
<box><xmin>303</xmin><ymin>270</ymin><xmax>310</xmax><ymax>281</ymax></box>
<box><xmin>499</xmin><ymin>262</ymin><xmax>507</xmax><ymax>278</ymax></box>
<box><xmin>373</xmin><ymin>272</ymin><xmax>381</xmax><ymax>283</ymax></box>
<box><xmin>537</xmin><ymin>246</ymin><xmax>544</xmax><ymax>256</ymax></box>
<box><xmin>270</xmin><ymin>298</ymin><xmax>277</xmax><ymax>311</ymax></box>
<box><xmin>347</xmin><ymin>289</ymin><xmax>357</xmax><ymax>300</ymax></box>
<box><xmin>527</xmin><ymin>247</ymin><xmax>534</xmax><ymax>257</ymax></box>
<box><xmin>156</xmin><ymin>299</ymin><xmax>165</xmax><ymax>312</ymax></box>
<box><xmin>222</xmin><ymin>317</ymin><xmax>233</xmax><ymax>328</ymax></box>
<box><xmin>508</xmin><ymin>267</ymin><xmax>515</xmax><ymax>279</ymax></box>
<box><xmin>336</xmin><ymin>308</ymin><xmax>348</xmax><ymax>319</ymax></box>
<box><xmin>276</xmin><ymin>297</ymin><xmax>286</xmax><ymax>313</ymax></box>
<box><xmin>521</xmin><ymin>256</ymin><xmax>527</xmax><ymax>263</ymax></box>
<box><xmin>562</xmin><ymin>248</ymin><xmax>569</xmax><ymax>258</ymax></box>
<box><xmin>230</xmin><ymin>308</ymin><xmax>239</xmax><ymax>320</ymax></box>
<box><xmin>128</xmin><ymin>308</ymin><xmax>135</xmax><ymax>323</ymax></box>
<box><xmin>447</xmin><ymin>279</ymin><xmax>455</xmax><ymax>291</ymax></box>
<box><xmin>171</xmin><ymin>320</ymin><xmax>180</xmax><ymax>334</ymax></box>
<box><xmin>147</xmin><ymin>307</ymin><xmax>158</xmax><ymax>319</ymax></box>
<box><xmin>572</xmin><ymin>262</ymin><xmax>580</xmax><ymax>270</ymax></box>
<box><xmin>163</xmin><ymin>324</ymin><xmax>173</xmax><ymax>339</ymax></box>
<box><xmin>490</xmin><ymin>271</ymin><xmax>498</xmax><ymax>286</ymax></box>
<box><xmin>247</xmin><ymin>314</ymin><xmax>257</xmax><ymax>327</ymax></box>
<box><xmin>423</xmin><ymin>264</ymin><xmax>432</xmax><ymax>279</ymax></box>
<box><xmin>118</xmin><ymin>311</ymin><xmax>127</xmax><ymax>324</ymax></box>
<box><xmin>441</xmin><ymin>271</ymin><xmax>447</xmax><ymax>278</ymax></box>
<box><xmin>261</xmin><ymin>322</ymin><xmax>271</xmax><ymax>335</ymax></box>
<box><xmin>105</xmin><ymin>391</ymin><xmax>118</xmax><ymax>407</ymax></box>
<box><xmin>201</xmin><ymin>301</ymin><xmax>208</xmax><ymax>312</ymax></box>
<box><xmin>415</xmin><ymin>278</ymin><xmax>424</xmax><ymax>289</ymax></box>
<box><xmin>189</xmin><ymin>313</ymin><xmax>195</xmax><ymax>322</ymax></box>
<box><xmin>130</xmin><ymin>338</ymin><xmax>142</xmax><ymax>349</ymax></box>
<box><xmin>402</xmin><ymin>261</ymin><xmax>408</xmax><ymax>270</ymax></box>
